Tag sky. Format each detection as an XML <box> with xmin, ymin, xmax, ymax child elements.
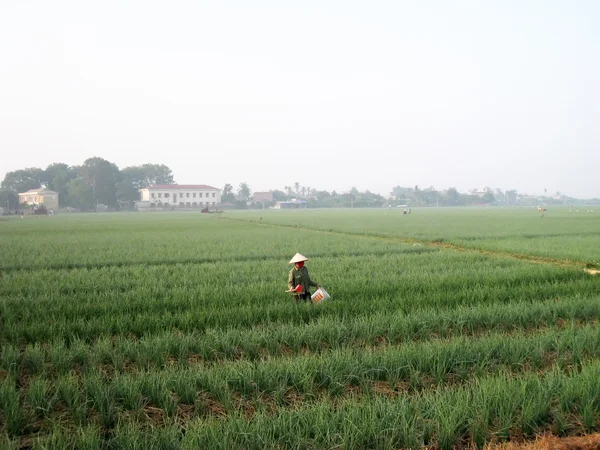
<box><xmin>1</xmin><ymin>0</ymin><xmax>599</xmax><ymax>198</ymax></box>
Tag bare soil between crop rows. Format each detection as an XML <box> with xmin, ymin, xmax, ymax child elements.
<box><xmin>484</xmin><ymin>433</ymin><xmax>600</xmax><ymax>450</ymax></box>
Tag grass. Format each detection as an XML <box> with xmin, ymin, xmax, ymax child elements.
<box><xmin>1</xmin><ymin>209</ymin><xmax>600</xmax><ymax>447</ymax></box>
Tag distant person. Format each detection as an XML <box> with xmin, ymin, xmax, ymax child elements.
<box><xmin>287</xmin><ymin>253</ymin><xmax>320</xmax><ymax>303</ymax></box>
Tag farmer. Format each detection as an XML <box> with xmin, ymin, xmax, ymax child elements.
<box><xmin>288</xmin><ymin>253</ymin><xmax>319</xmax><ymax>302</ymax></box>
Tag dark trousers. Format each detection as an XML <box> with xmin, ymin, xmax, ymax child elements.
<box><xmin>294</xmin><ymin>292</ymin><xmax>311</xmax><ymax>303</ymax></box>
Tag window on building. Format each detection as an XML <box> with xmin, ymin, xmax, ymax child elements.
<box><xmin>179</xmin><ymin>202</ymin><xmax>184</xmax><ymax>206</ymax></box>
<box><xmin>158</xmin><ymin>193</ymin><xmax>162</xmax><ymax>198</ymax></box>
<box><xmin>199</xmin><ymin>193</ymin><xmax>203</xmax><ymax>198</ymax></box>
<box><xmin>186</xmin><ymin>202</ymin><xmax>190</xmax><ymax>206</ymax></box>
<box><xmin>164</xmin><ymin>193</ymin><xmax>170</xmax><ymax>198</ymax></box>
<box><xmin>186</xmin><ymin>193</ymin><xmax>190</xmax><ymax>198</ymax></box>
<box><xmin>193</xmin><ymin>193</ymin><xmax>196</xmax><ymax>198</ymax></box>
<box><xmin>151</xmin><ymin>193</ymin><xmax>155</xmax><ymax>198</ymax></box>
<box><xmin>192</xmin><ymin>202</ymin><xmax>197</xmax><ymax>207</ymax></box>
<box><xmin>212</xmin><ymin>193</ymin><xmax>216</xmax><ymax>198</ymax></box>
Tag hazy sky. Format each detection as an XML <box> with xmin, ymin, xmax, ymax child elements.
<box><xmin>1</xmin><ymin>1</ymin><xmax>598</xmax><ymax>197</ymax></box>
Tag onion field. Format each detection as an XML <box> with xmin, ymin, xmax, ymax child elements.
<box><xmin>1</xmin><ymin>208</ymin><xmax>599</xmax><ymax>449</ymax></box>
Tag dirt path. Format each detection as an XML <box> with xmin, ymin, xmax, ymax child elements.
<box><xmin>484</xmin><ymin>433</ymin><xmax>600</xmax><ymax>450</ymax></box>
<box><xmin>428</xmin><ymin>241</ymin><xmax>588</xmax><ymax>271</ymax></box>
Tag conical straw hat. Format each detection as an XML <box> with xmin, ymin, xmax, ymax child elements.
<box><xmin>289</xmin><ymin>253</ymin><xmax>309</xmax><ymax>264</ymax></box>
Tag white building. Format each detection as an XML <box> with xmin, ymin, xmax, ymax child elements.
<box><xmin>137</xmin><ymin>184</ymin><xmax>221</xmax><ymax>209</ymax></box>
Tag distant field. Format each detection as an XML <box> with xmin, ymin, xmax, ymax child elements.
<box><xmin>234</xmin><ymin>207</ymin><xmax>600</xmax><ymax>263</ymax></box>
<box><xmin>1</xmin><ymin>209</ymin><xmax>599</xmax><ymax>449</ymax></box>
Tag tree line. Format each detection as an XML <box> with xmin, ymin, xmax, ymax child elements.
<box><xmin>0</xmin><ymin>158</ymin><xmax>173</xmax><ymax>210</ymax></box>
<box><xmin>3</xmin><ymin>161</ymin><xmax>598</xmax><ymax>212</ymax></box>
<box><xmin>223</xmin><ymin>183</ymin><xmax>599</xmax><ymax>209</ymax></box>
<box><xmin>388</xmin><ymin>185</ymin><xmax>598</xmax><ymax>207</ymax></box>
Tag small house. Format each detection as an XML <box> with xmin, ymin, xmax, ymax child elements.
<box><xmin>18</xmin><ymin>188</ymin><xmax>59</xmax><ymax>210</ymax></box>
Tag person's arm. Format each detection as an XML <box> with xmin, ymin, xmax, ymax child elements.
<box><xmin>288</xmin><ymin>270</ymin><xmax>295</xmax><ymax>290</ymax></box>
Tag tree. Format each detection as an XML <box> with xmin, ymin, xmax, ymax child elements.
<box><xmin>1</xmin><ymin>168</ymin><xmax>44</xmax><ymax>193</ymax></box>
<box><xmin>315</xmin><ymin>190</ymin><xmax>331</xmax><ymax>200</ymax></box>
<box><xmin>445</xmin><ymin>188</ymin><xmax>460</xmax><ymax>205</ymax></box>
<box><xmin>116</xmin><ymin>178</ymin><xmax>141</xmax><ymax>204</ymax></box>
<box><xmin>423</xmin><ymin>186</ymin><xmax>438</xmax><ymax>206</ymax></box>
<box><xmin>482</xmin><ymin>192</ymin><xmax>495</xmax><ymax>203</ymax></box>
<box><xmin>237</xmin><ymin>182</ymin><xmax>251</xmax><ymax>201</ymax></box>
<box><xmin>116</xmin><ymin>164</ymin><xmax>175</xmax><ymax>203</ymax></box>
<box><xmin>222</xmin><ymin>184</ymin><xmax>235</xmax><ymax>202</ymax></box>
<box><xmin>0</xmin><ymin>189</ymin><xmax>18</xmax><ymax>210</ymax></box>
<box><xmin>272</xmin><ymin>190</ymin><xmax>287</xmax><ymax>201</ymax></box>
<box><xmin>505</xmin><ymin>190</ymin><xmax>518</xmax><ymax>205</ymax></box>
<box><xmin>77</xmin><ymin>157</ymin><xmax>121</xmax><ymax>208</ymax></box>
<box><xmin>495</xmin><ymin>188</ymin><xmax>505</xmax><ymax>204</ymax></box>
<box><xmin>116</xmin><ymin>166</ymin><xmax>147</xmax><ymax>203</ymax></box>
<box><xmin>413</xmin><ymin>185</ymin><xmax>424</xmax><ymax>205</ymax></box>
<box><xmin>43</xmin><ymin>163</ymin><xmax>76</xmax><ymax>206</ymax></box>
<box><xmin>138</xmin><ymin>164</ymin><xmax>174</xmax><ymax>187</ymax></box>
<box><xmin>284</xmin><ymin>186</ymin><xmax>293</xmax><ymax>197</ymax></box>
<box><xmin>67</xmin><ymin>177</ymin><xmax>95</xmax><ymax>210</ymax></box>
<box><xmin>346</xmin><ymin>188</ymin><xmax>359</xmax><ymax>208</ymax></box>
<box><xmin>293</xmin><ymin>182</ymin><xmax>300</xmax><ymax>196</ymax></box>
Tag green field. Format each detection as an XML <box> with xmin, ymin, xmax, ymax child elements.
<box><xmin>1</xmin><ymin>208</ymin><xmax>599</xmax><ymax>449</ymax></box>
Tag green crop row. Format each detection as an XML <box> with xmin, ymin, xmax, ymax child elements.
<box><xmin>0</xmin><ymin>214</ymin><xmax>425</xmax><ymax>270</ymax></box>
<box><xmin>2</xmin><ymin>295</ymin><xmax>599</xmax><ymax>377</ymax></box>
<box><xmin>122</xmin><ymin>361</ymin><xmax>600</xmax><ymax>450</ymax></box>
<box><xmin>3</xmin><ymin>359</ymin><xmax>600</xmax><ymax>449</ymax></box>
<box><xmin>2</xmin><ymin>324</ymin><xmax>600</xmax><ymax>439</ymax></box>
<box><xmin>2</xmin><ymin>251</ymin><xmax>594</xmax><ymax>346</ymax></box>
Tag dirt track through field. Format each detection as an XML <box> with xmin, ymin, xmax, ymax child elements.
<box><xmin>229</xmin><ymin>217</ymin><xmax>593</xmax><ymax>273</ymax></box>
<box><xmin>484</xmin><ymin>433</ymin><xmax>600</xmax><ymax>450</ymax></box>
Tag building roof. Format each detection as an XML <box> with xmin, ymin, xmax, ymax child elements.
<box><xmin>144</xmin><ymin>184</ymin><xmax>219</xmax><ymax>191</ymax></box>
<box><xmin>19</xmin><ymin>188</ymin><xmax>58</xmax><ymax>195</ymax></box>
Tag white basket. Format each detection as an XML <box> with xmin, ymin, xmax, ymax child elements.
<box><xmin>311</xmin><ymin>288</ymin><xmax>330</xmax><ymax>304</ymax></box>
